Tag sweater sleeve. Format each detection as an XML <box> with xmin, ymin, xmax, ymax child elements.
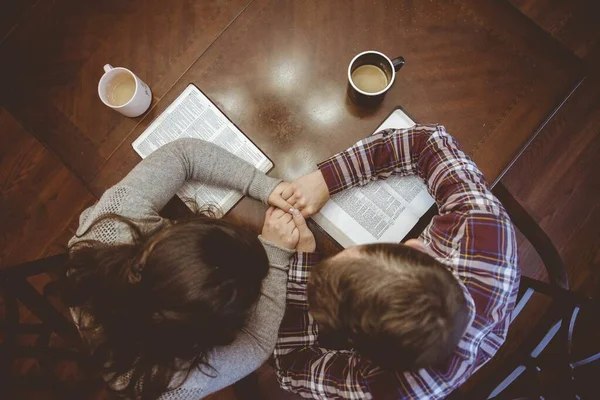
<box><xmin>119</xmin><ymin>138</ymin><xmax>281</xmax><ymax>213</ymax></box>
<box><xmin>181</xmin><ymin>237</ymin><xmax>293</xmax><ymax>397</ymax></box>
<box><xmin>69</xmin><ymin>138</ymin><xmax>281</xmax><ymax>247</ymax></box>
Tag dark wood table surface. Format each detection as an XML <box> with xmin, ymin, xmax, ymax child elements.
<box><xmin>0</xmin><ymin>0</ymin><xmax>584</xmax><ymax>252</ymax></box>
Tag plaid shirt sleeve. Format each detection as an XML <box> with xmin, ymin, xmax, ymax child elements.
<box><xmin>274</xmin><ymin>252</ymin><xmax>383</xmax><ymax>399</ymax></box>
<box><xmin>274</xmin><ymin>125</ymin><xmax>519</xmax><ymax>399</ymax></box>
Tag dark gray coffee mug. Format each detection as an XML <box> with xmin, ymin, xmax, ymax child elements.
<box><xmin>347</xmin><ymin>51</ymin><xmax>405</xmax><ymax>107</ymax></box>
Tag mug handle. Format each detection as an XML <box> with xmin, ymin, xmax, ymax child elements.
<box><xmin>103</xmin><ymin>64</ymin><xmax>114</xmax><ymax>73</ymax></box>
<box><xmin>391</xmin><ymin>57</ymin><xmax>405</xmax><ymax>71</ymax></box>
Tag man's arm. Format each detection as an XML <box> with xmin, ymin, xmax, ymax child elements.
<box><xmin>286</xmin><ymin>124</ymin><xmax>503</xmax><ymax>218</ymax></box>
<box><xmin>318</xmin><ymin>124</ymin><xmax>518</xmax><ymax>328</ymax></box>
<box><xmin>275</xmin><ymin>125</ymin><xmax>518</xmax><ymax>398</ymax></box>
<box><xmin>317</xmin><ymin>125</ymin><xmax>501</xmax><ymax>216</ymax></box>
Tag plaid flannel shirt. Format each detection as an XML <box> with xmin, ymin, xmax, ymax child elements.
<box><xmin>273</xmin><ymin>125</ymin><xmax>519</xmax><ymax>399</ymax></box>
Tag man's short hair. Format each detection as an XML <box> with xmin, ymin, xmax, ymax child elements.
<box><xmin>307</xmin><ymin>243</ymin><xmax>470</xmax><ymax>371</ymax></box>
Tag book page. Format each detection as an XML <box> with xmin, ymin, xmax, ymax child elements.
<box><xmin>313</xmin><ymin>179</ymin><xmax>424</xmax><ymax>247</ymax></box>
<box><xmin>313</xmin><ymin>108</ymin><xmax>435</xmax><ymax>247</ymax></box>
<box><xmin>132</xmin><ymin>84</ymin><xmax>273</xmax><ymax>214</ymax></box>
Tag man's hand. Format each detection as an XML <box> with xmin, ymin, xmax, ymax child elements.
<box><xmin>261</xmin><ymin>206</ymin><xmax>299</xmax><ymax>249</ymax></box>
<box><xmin>268</xmin><ymin>182</ymin><xmax>295</xmax><ymax>211</ymax></box>
<box><xmin>282</xmin><ymin>170</ymin><xmax>330</xmax><ymax>217</ymax></box>
<box><xmin>291</xmin><ymin>208</ymin><xmax>316</xmax><ymax>252</ymax></box>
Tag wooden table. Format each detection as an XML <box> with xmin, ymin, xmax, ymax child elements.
<box><xmin>1</xmin><ymin>0</ymin><xmax>584</xmax><ymax>252</ymax></box>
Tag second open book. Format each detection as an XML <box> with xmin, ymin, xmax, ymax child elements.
<box><xmin>312</xmin><ymin>108</ymin><xmax>435</xmax><ymax>248</ymax></box>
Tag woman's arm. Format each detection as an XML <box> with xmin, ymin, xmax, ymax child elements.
<box><xmin>187</xmin><ymin>219</ymin><xmax>295</xmax><ymax>396</ymax></box>
<box><xmin>119</xmin><ymin>138</ymin><xmax>282</xmax><ymax>213</ymax></box>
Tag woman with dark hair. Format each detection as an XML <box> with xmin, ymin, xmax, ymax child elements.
<box><xmin>62</xmin><ymin>138</ymin><xmax>299</xmax><ymax>399</ymax></box>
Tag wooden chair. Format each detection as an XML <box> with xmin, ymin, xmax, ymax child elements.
<box><xmin>451</xmin><ymin>183</ymin><xmax>600</xmax><ymax>399</ymax></box>
<box><xmin>0</xmin><ymin>254</ymin><xmax>96</xmax><ymax>397</ymax></box>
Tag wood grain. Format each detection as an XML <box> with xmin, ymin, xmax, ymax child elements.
<box><xmin>503</xmin><ymin>0</ymin><xmax>600</xmax><ymax>296</ymax></box>
<box><xmin>506</xmin><ymin>75</ymin><xmax>600</xmax><ymax>294</ymax></box>
<box><xmin>509</xmin><ymin>0</ymin><xmax>600</xmax><ymax>59</ymax></box>
<box><xmin>0</xmin><ymin>107</ymin><xmax>95</xmax><ymax>268</ymax></box>
<box><xmin>0</xmin><ymin>0</ymin><xmax>252</xmax><ymax>181</ymax></box>
<box><xmin>0</xmin><ymin>0</ymin><xmax>39</xmax><ymax>43</ymax></box>
<box><xmin>94</xmin><ymin>0</ymin><xmax>583</xmax><ymax>189</ymax></box>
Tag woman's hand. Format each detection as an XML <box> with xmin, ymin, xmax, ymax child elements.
<box><xmin>268</xmin><ymin>182</ymin><xmax>295</xmax><ymax>211</ymax></box>
<box><xmin>291</xmin><ymin>208</ymin><xmax>316</xmax><ymax>252</ymax></box>
<box><xmin>261</xmin><ymin>207</ymin><xmax>299</xmax><ymax>249</ymax></box>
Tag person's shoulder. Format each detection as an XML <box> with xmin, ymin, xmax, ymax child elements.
<box><xmin>69</xmin><ymin>185</ymin><xmax>165</xmax><ymax>248</ymax></box>
<box><xmin>433</xmin><ymin>207</ymin><xmax>518</xmax><ymax>303</ymax></box>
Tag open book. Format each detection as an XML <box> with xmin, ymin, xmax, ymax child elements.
<box><xmin>132</xmin><ymin>84</ymin><xmax>273</xmax><ymax>214</ymax></box>
<box><xmin>312</xmin><ymin>108</ymin><xmax>435</xmax><ymax>248</ymax></box>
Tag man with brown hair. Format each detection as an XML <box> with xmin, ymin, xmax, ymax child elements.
<box><xmin>275</xmin><ymin>125</ymin><xmax>519</xmax><ymax>399</ymax></box>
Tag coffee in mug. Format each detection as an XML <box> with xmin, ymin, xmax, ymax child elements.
<box><xmin>351</xmin><ymin>65</ymin><xmax>389</xmax><ymax>93</ymax></box>
<box><xmin>98</xmin><ymin>64</ymin><xmax>152</xmax><ymax>117</ymax></box>
<box><xmin>106</xmin><ymin>73</ymin><xmax>137</xmax><ymax>106</ymax></box>
<box><xmin>347</xmin><ymin>51</ymin><xmax>405</xmax><ymax>107</ymax></box>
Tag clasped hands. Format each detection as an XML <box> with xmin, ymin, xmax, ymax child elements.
<box><xmin>262</xmin><ymin>170</ymin><xmax>330</xmax><ymax>252</ymax></box>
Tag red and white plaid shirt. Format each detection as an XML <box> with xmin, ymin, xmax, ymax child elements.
<box><xmin>273</xmin><ymin>125</ymin><xmax>519</xmax><ymax>399</ymax></box>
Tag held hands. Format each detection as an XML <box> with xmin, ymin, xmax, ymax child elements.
<box><xmin>281</xmin><ymin>170</ymin><xmax>330</xmax><ymax>217</ymax></box>
<box><xmin>264</xmin><ymin>170</ymin><xmax>325</xmax><ymax>251</ymax></box>
<box><xmin>261</xmin><ymin>207</ymin><xmax>300</xmax><ymax>249</ymax></box>
<box><xmin>268</xmin><ymin>170</ymin><xmax>330</xmax><ymax>218</ymax></box>
<box><xmin>268</xmin><ymin>182</ymin><xmax>295</xmax><ymax>211</ymax></box>
<box><xmin>290</xmin><ymin>208</ymin><xmax>316</xmax><ymax>252</ymax></box>
<box><xmin>260</xmin><ymin>206</ymin><xmax>316</xmax><ymax>252</ymax></box>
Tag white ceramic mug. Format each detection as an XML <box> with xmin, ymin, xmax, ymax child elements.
<box><xmin>98</xmin><ymin>64</ymin><xmax>152</xmax><ymax>117</ymax></box>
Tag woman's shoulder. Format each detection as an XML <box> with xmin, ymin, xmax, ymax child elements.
<box><xmin>69</xmin><ymin>185</ymin><xmax>166</xmax><ymax>249</ymax></box>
